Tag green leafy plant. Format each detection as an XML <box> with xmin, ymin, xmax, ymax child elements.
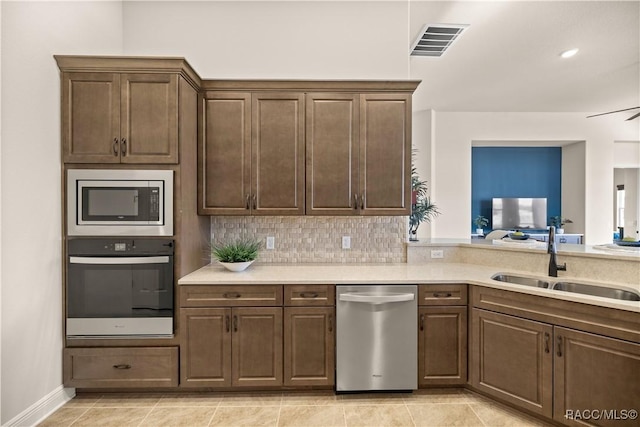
<box><xmin>549</xmin><ymin>216</ymin><xmax>573</xmax><ymax>228</ymax></box>
<box><xmin>410</xmin><ymin>150</ymin><xmax>440</xmax><ymax>240</ymax></box>
<box><xmin>473</xmin><ymin>215</ymin><xmax>489</xmax><ymax>229</ymax></box>
<box><xmin>211</xmin><ymin>239</ymin><xmax>261</xmax><ymax>263</ymax></box>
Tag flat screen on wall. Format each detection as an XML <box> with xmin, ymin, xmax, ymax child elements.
<box><xmin>492</xmin><ymin>198</ymin><xmax>547</xmax><ymax>230</ymax></box>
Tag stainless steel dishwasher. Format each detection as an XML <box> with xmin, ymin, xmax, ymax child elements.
<box><xmin>336</xmin><ymin>284</ymin><xmax>417</xmax><ymax>392</ymax></box>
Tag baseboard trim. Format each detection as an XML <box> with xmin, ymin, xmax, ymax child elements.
<box><xmin>3</xmin><ymin>386</ymin><xmax>76</xmax><ymax>427</ymax></box>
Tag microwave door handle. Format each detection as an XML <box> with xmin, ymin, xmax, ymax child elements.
<box><xmin>69</xmin><ymin>256</ymin><xmax>170</xmax><ymax>265</ymax></box>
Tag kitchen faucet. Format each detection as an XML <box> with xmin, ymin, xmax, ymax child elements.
<box><xmin>548</xmin><ymin>226</ymin><xmax>566</xmax><ymax>277</ymax></box>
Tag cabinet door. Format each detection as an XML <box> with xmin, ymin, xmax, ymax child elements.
<box><xmin>232</xmin><ymin>307</ymin><xmax>283</xmax><ymax>386</ymax></box>
<box><xmin>305</xmin><ymin>93</ymin><xmax>359</xmax><ymax>215</ymax></box>
<box><xmin>418</xmin><ymin>306</ymin><xmax>467</xmax><ymax>386</ymax></box>
<box><xmin>120</xmin><ymin>73</ymin><xmax>179</xmax><ymax>164</ymax></box>
<box><xmin>470</xmin><ymin>308</ymin><xmax>553</xmax><ymax>418</ymax></box>
<box><xmin>180</xmin><ymin>308</ymin><xmax>232</xmax><ymax>387</ymax></box>
<box><xmin>61</xmin><ymin>72</ymin><xmax>120</xmax><ymax>163</ymax></box>
<box><xmin>359</xmin><ymin>93</ymin><xmax>412</xmax><ymax>215</ymax></box>
<box><xmin>252</xmin><ymin>93</ymin><xmax>305</xmax><ymax>215</ymax></box>
<box><xmin>199</xmin><ymin>92</ymin><xmax>252</xmax><ymax>215</ymax></box>
<box><xmin>554</xmin><ymin>327</ymin><xmax>640</xmax><ymax>427</ymax></box>
<box><xmin>284</xmin><ymin>307</ymin><xmax>335</xmax><ymax>387</ymax></box>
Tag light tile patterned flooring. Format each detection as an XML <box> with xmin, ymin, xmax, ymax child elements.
<box><xmin>39</xmin><ymin>389</ymin><xmax>554</xmax><ymax>427</ymax></box>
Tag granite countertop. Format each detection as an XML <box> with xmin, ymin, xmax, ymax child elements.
<box><xmin>179</xmin><ymin>262</ymin><xmax>640</xmax><ymax>313</ymax></box>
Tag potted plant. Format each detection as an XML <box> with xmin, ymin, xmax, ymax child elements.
<box><xmin>409</xmin><ymin>151</ymin><xmax>440</xmax><ymax>241</ymax></box>
<box><xmin>211</xmin><ymin>238</ymin><xmax>261</xmax><ymax>272</ymax></box>
<box><xmin>549</xmin><ymin>216</ymin><xmax>573</xmax><ymax>234</ymax></box>
<box><xmin>473</xmin><ymin>215</ymin><xmax>489</xmax><ymax>235</ymax></box>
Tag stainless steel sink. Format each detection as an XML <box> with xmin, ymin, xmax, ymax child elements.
<box><xmin>552</xmin><ymin>282</ymin><xmax>640</xmax><ymax>301</ymax></box>
<box><xmin>491</xmin><ymin>274</ymin><xmax>551</xmax><ymax>288</ymax></box>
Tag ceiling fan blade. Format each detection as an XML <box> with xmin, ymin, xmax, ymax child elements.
<box><xmin>586</xmin><ymin>106</ymin><xmax>640</xmax><ymax>118</ymax></box>
<box><xmin>626</xmin><ymin>111</ymin><xmax>640</xmax><ymax>121</ymax></box>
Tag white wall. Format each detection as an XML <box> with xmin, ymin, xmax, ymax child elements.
<box><xmin>562</xmin><ymin>142</ymin><xmax>586</xmax><ymax>235</ymax></box>
<box><xmin>426</xmin><ymin>112</ymin><xmax>639</xmax><ymax>244</ymax></box>
<box><xmin>122</xmin><ymin>1</ymin><xmax>410</xmax><ymax>80</ymax></box>
<box><xmin>0</xmin><ymin>2</ymin><xmax>122</xmax><ymax>423</ymax></box>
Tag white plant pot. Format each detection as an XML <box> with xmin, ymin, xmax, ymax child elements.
<box><xmin>476</xmin><ymin>228</ymin><xmax>484</xmax><ymax>235</ymax></box>
<box><xmin>219</xmin><ymin>260</ymin><xmax>254</xmax><ymax>272</ymax></box>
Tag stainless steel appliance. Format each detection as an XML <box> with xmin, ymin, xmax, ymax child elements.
<box><xmin>336</xmin><ymin>285</ymin><xmax>417</xmax><ymax>392</ymax></box>
<box><xmin>67</xmin><ymin>169</ymin><xmax>173</xmax><ymax>236</ymax></box>
<box><xmin>66</xmin><ymin>238</ymin><xmax>174</xmax><ymax>338</ymax></box>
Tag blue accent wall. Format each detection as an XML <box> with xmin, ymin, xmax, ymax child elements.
<box><xmin>471</xmin><ymin>147</ymin><xmax>562</xmax><ymax>231</ymax></box>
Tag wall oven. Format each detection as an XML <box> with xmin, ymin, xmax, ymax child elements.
<box><xmin>66</xmin><ymin>238</ymin><xmax>174</xmax><ymax>338</ymax></box>
<box><xmin>67</xmin><ymin>169</ymin><xmax>173</xmax><ymax>236</ymax></box>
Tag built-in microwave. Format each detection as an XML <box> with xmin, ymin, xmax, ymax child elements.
<box><xmin>67</xmin><ymin>169</ymin><xmax>173</xmax><ymax>236</ymax></box>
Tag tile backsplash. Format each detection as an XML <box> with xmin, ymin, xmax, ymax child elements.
<box><xmin>210</xmin><ymin>216</ymin><xmax>407</xmax><ymax>263</ymax></box>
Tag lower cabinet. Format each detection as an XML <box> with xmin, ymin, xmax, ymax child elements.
<box><xmin>64</xmin><ymin>347</ymin><xmax>178</xmax><ymax>388</ymax></box>
<box><xmin>470</xmin><ymin>308</ymin><xmax>553</xmax><ymax>417</ymax></box>
<box><xmin>471</xmin><ymin>304</ymin><xmax>640</xmax><ymax>426</ymax></box>
<box><xmin>418</xmin><ymin>284</ymin><xmax>468</xmax><ymax>386</ymax></box>
<box><xmin>180</xmin><ymin>307</ymin><xmax>283</xmax><ymax>387</ymax></box>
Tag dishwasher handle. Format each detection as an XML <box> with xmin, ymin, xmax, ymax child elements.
<box><xmin>339</xmin><ymin>292</ymin><xmax>415</xmax><ymax>305</ymax></box>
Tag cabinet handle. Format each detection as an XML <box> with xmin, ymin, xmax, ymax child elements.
<box><xmin>353</xmin><ymin>194</ymin><xmax>359</xmax><ymax>210</ymax></box>
<box><xmin>328</xmin><ymin>314</ymin><xmax>333</xmax><ymax>332</ymax></box>
<box><xmin>225</xmin><ymin>315</ymin><xmax>230</xmax><ymax>333</ymax></box>
<box><xmin>223</xmin><ymin>292</ymin><xmax>241</xmax><ymax>299</ymax></box>
<box><xmin>233</xmin><ymin>315</ymin><xmax>238</xmax><ymax>332</ymax></box>
<box><xmin>556</xmin><ymin>336</ymin><xmax>563</xmax><ymax>357</ymax></box>
<box><xmin>433</xmin><ymin>293</ymin><xmax>452</xmax><ymax>298</ymax></box>
<box><xmin>246</xmin><ymin>194</ymin><xmax>251</xmax><ymax>210</ymax></box>
<box><xmin>113</xmin><ymin>364</ymin><xmax>131</xmax><ymax>370</ymax></box>
<box><xmin>360</xmin><ymin>193</ymin><xmax>365</xmax><ymax>209</ymax></box>
<box><xmin>113</xmin><ymin>138</ymin><xmax>119</xmax><ymax>156</ymax></box>
<box><xmin>252</xmin><ymin>194</ymin><xmax>257</xmax><ymax>210</ymax></box>
<box><xmin>121</xmin><ymin>138</ymin><xmax>127</xmax><ymax>155</ymax></box>
<box><xmin>544</xmin><ymin>332</ymin><xmax>550</xmax><ymax>353</ymax></box>
<box><xmin>420</xmin><ymin>314</ymin><xmax>425</xmax><ymax>331</ymax></box>
<box><xmin>300</xmin><ymin>292</ymin><xmax>319</xmax><ymax>299</ymax></box>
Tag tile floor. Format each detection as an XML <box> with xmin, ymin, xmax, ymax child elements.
<box><xmin>38</xmin><ymin>389</ymin><xmax>554</xmax><ymax>427</ymax></box>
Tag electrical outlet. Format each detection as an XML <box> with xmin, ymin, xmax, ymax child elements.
<box><xmin>266</xmin><ymin>236</ymin><xmax>275</xmax><ymax>250</ymax></box>
<box><xmin>342</xmin><ymin>236</ymin><xmax>351</xmax><ymax>249</ymax></box>
<box><xmin>431</xmin><ymin>250</ymin><xmax>444</xmax><ymax>259</ymax></box>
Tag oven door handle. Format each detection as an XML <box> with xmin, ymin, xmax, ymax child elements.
<box><xmin>69</xmin><ymin>256</ymin><xmax>170</xmax><ymax>265</ymax></box>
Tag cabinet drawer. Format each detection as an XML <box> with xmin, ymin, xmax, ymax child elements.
<box><xmin>419</xmin><ymin>284</ymin><xmax>468</xmax><ymax>306</ymax></box>
<box><xmin>64</xmin><ymin>347</ymin><xmax>178</xmax><ymax>388</ymax></box>
<box><xmin>180</xmin><ymin>285</ymin><xmax>283</xmax><ymax>307</ymax></box>
<box><xmin>284</xmin><ymin>285</ymin><xmax>335</xmax><ymax>306</ymax></box>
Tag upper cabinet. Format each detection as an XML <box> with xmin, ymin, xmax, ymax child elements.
<box><xmin>55</xmin><ymin>56</ymin><xmax>201</xmax><ymax>164</ymax></box>
<box><xmin>200</xmin><ymin>81</ymin><xmax>419</xmax><ymax>216</ymax></box>
<box><xmin>199</xmin><ymin>91</ymin><xmax>305</xmax><ymax>215</ymax></box>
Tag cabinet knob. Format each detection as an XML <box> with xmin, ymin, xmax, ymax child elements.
<box><xmin>420</xmin><ymin>314</ymin><xmax>425</xmax><ymax>331</ymax></box>
<box><xmin>113</xmin><ymin>138</ymin><xmax>119</xmax><ymax>156</ymax></box>
<box><xmin>328</xmin><ymin>314</ymin><xmax>333</xmax><ymax>332</ymax></box>
<box><xmin>246</xmin><ymin>194</ymin><xmax>251</xmax><ymax>210</ymax></box>
<box><xmin>223</xmin><ymin>292</ymin><xmax>241</xmax><ymax>299</ymax></box>
<box><xmin>233</xmin><ymin>315</ymin><xmax>238</xmax><ymax>332</ymax></box>
<box><xmin>113</xmin><ymin>364</ymin><xmax>131</xmax><ymax>370</ymax></box>
<box><xmin>121</xmin><ymin>138</ymin><xmax>127</xmax><ymax>155</ymax></box>
<box><xmin>252</xmin><ymin>194</ymin><xmax>257</xmax><ymax>210</ymax></box>
<box><xmin>544</xmin><ymin>332</ymin><xmax>550</xmax><ymax>353</ymax></box>
<box><xmin>225</xmin><ymin>315</ymin><xmax>230</xmax><ymax>333</ymax></box>
<box><xmin>360</xmin><ymin>193</ymin><xmax>365</xmax><ymax>209</ymax></box>
<box><xmin>556</xmin><ymin>336</ymin><xmax>563</xmax><ymax>357</ymax></box>
<box><xmin>353</xmin><ymin>194</ymin><xmax>359</xmax><ymax>210</ymax></box>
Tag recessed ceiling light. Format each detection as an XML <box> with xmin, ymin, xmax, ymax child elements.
<box><xmin>560</xmin><ymin>48</ymin><xmax>579</xmax><ymax>59</ymax></box>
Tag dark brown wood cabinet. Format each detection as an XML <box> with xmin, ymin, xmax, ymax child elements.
<box><xmin>200</xmin><ymin>80</ymin><xmax>419</xmax><ymax>216</ymax></box>
<box><xmin>418</xmin><ymin>284</ymin><xmax>467</xmax><ymax>386</ymax></box>
<box><xmin>470</xmin><ymin>285</ymin><xmax>640</xmax><ymax>426</ymax></box>
<box><xmin>470</xmin><ymin>308</ymin><xmax>553</xmax><ymax>418</ymax></box>
<box><xmin>180</xmin><ymin>286</ymin><xmax>284</xmax><ymax>387</ymax></box>
<box><xmin>64</xmin><ymin>347</ymin><xmax>178</xmax><ymax>388</ymax></box>
<box><xmin>199</xmin><ymin>91</ymin><xmax>305</xmax><ymax>215</ymax></box>
<box><xmin>306</xmin><ymin>92</ymin><xmax>413</xmax><ymax>215</ymax></box>
<box><xmin>60</xmin><ymin>72</ymin><xmax>179</xmax><ymax>164</ymax></box>
<box><xmin>554</xmin><ymin>327</ymin><xmax>640</xmax><ymax>427</ymax></box>
<box><xmin>284</xmin><ymin>285</ymin><xmax>335</xmax><ymax>387</ymax></box>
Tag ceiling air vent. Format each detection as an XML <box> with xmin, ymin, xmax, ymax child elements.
<box><xmin>410</xmin><ymin>24</ymin><xmax>469</xmax><ymax>57</ymax></box>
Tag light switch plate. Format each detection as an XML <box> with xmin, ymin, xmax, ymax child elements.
<box><xmin>342</xmin><ymin>236</ymin><xmax>351</xmax><ymax>249</ymax></box>
<box><xmin>266</xmin><ymin>236</ymin><xmax>275</xmax><ymax>250</ymax></box>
